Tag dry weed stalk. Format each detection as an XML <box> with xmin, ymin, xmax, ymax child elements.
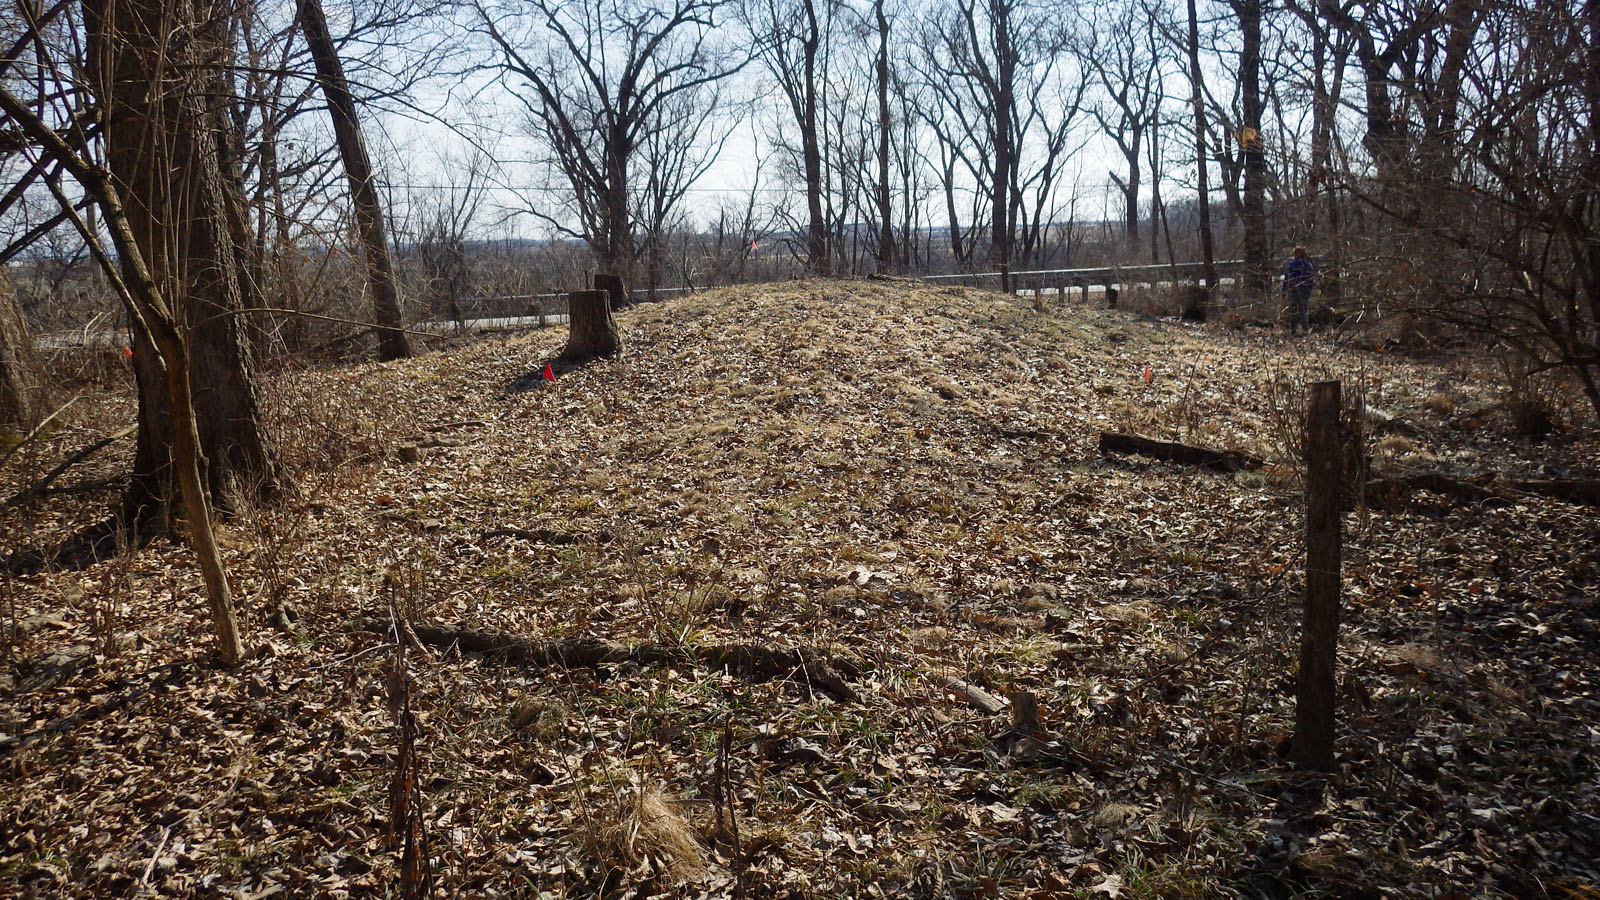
<box><xmin>387</xmin><ymin>634</ymin><xmax>434</xmax><ymax>899</ymax></box>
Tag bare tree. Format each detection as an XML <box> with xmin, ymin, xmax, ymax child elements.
<box><xmin>299</xmin><ymin>0</ymin><xmax>412</xmax><ymax>360</ymax></box>
<box><xmin>1231</xmin><ymin>0</ymin><xmax>1269</xmax><ymax>299</ymax></box>
<box><xmin>871</xmin><ymin>0</ymin><xmax>895</xmax><ymax>272</ymax></box>
<box><xmin>913</xmin><ymin>0</ymin><xmax>1084</xmax><ymax>275</ymax></box>
<box><xmin>1073</xmin><ymin>0</ymin><xmax>1166</xmax><ymax>250</ymax></box>
<box><xmin>635</xmin><ymin>79</ymin><xmax>733</xmax><ymax>297</ymax></box>
<box><xmin>1184</xmin><ymin>0</ymin><xmax>1219</xmax><ymax>304</ymax></box>
<box><xmin>0</xmin><ymin>0</ymin><xmax>252</xmax><ymax>657</ymax></box>
<box><xmin>406</xmin><ymin>150</ymin><xmax>487</xmax><ymax>326</ymax></box>
<box><xmin>475</xmin><ymin>0</ymin><xmax>743</xmax><ymax>293</ymax></box>
<box><xmin>744</xmin><ymin>0</ymin><xmax>831</xmax><ymax>274</ymax></box>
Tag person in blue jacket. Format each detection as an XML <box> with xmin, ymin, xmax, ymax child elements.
<box><xmin>1282</xmin><ymin>246</ymin><xmax>1315</xmax><ymax>333</ymax></box>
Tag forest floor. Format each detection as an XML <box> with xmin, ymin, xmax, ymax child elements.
<box><xmin>2</xmin><ymin>279</ymin><xmax>1598</xmax><ymax>899</ymax></box>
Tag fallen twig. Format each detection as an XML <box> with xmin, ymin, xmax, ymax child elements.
<box><xmin>0</xmin><ymin>395</ymin><xmax>80</xmax><ymax>469</ymax></box>
<box><xmin>2</xmin><ymin>424</ymin><xmax>134</xmax><ymax>510</ymax></box>
<box><xmin>936</xmin><ymin>674</ymin><xmax>1008</xmax><ymax>715</ymax></box>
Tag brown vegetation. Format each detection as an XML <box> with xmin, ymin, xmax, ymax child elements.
<box><xmin>2</xmin><ymin>281</ymin><xmax>1597</xmax><ymax>897</ymax></box>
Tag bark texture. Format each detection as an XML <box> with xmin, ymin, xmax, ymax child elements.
<box><xmin>86</xmin><ymin>0</ymin><xmax>282</xmax><ymax>526</ymax></box>
<box><xmin>562</xmin><ymin>290</ymin><xmax>621</xmax><ymax>361</ymax></box>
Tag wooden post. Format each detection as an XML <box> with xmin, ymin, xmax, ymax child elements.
<box><xmin>562</xmin><ymin>289</ymin><xmax>621</xmax><ymax>360</ymax></box>
<box><xmin>1292</xmin><ymin>379</ymin><xmax>1342</xmax><ymax>771</ymax></box>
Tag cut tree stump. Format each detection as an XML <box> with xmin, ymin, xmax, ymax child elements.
<box><xmin>371</xmin><ymin>622</ymin><xmax>859</xmax><ymax>702</ymax></box>
<box><xmin>561</xmin><ymin>289</ymin><xmax>621</xmax><ymax>361</ymax></box>
<box><xmin>1098</xmin><ymin>432</ymin><xmax>1264</xmax><ymax>472</ymax></box>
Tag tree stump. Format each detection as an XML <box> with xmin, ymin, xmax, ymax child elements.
<box><xmin>562</xmin><ymin>289</ymin><xmax>621</xmax><ymax>360</ymax></box>
<box><xmin>594</xmin><ymin>272</ymin><xmax>627</xmax><ymax>310</ymax></box>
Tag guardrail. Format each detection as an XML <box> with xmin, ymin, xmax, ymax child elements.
<box><xmin>921</xmin><ymin>259</ymin><xmax>1243</xmax><ymax>296</ymax></box>
<box><xmin>431</xmin><ymin>261</ymin><xmax>1246</xmax><ymax>325</ymax></box>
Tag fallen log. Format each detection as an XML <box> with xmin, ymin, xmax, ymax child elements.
<box><xmin>1098</xmin><ymin>432</ymin><xmax>1263</xmax><ymax>473</ymax></box>
<box><xmin>1365</xmin><ymin>471</ymin><xmax>1600</xmax><ymax>511</ymax></box>
<box><xmin>1364</xmin><ymin>472</ymin><xmax>1505</xmax><ymax>510</ymax></box>
<box><xmin>374</xmin><ymin>622</ymin><xmax>859</xmax><ymax>702</ymax></box>
<box><xmin>1509</xmin><ymin>478</ymin><xmax>1600</xmax><ymax>508</ymax></box>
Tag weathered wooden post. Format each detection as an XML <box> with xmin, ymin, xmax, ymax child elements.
<box><xmin>562</xmin><ymin>289</ymin><xmax>621</xmax><ymax>360</ymax></box>
<box><xmin>1291</xmin><ymin>379</ymin><xmax>1342</xmax><ymax>771</ymax></box>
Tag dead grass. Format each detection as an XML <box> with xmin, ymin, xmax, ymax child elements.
<box><xmin>583</xmin><ymin>783</ymin><xmax>708</xmax><ymax>884</ymax></box>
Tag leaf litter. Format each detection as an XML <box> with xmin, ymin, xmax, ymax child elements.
<box><xmin>2</xmin><ymin>279</ymin><xmax>1597</xmax><ymax>898</ymax></box>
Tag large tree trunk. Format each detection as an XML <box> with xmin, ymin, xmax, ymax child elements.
<box><xmin>0</xmin><ymin>77</ymin><xmax>246</xmax><ymax>664</ymax></box>
<box><xmin>1236</xmin><ymin>0</ymin><xmax>1270</xmax><ymax>302</ymax></box>
<box><xmin>0</xmin><ymin>270</ymin><xmax>45</xmax><ymax>430</ymax></box>
<box><xmin>299</xmin><ymin>0</ymin><xmax>411</xmax><ymax>361</ymax></box>
<box><xmin>602</xmin><ymin>123</ymin><xmax>636</xmax><ymax>290</ymax></box>
<box><xmin>87</xmin><ymin>0</ymin><xmax>282</xmax><ymax>526</ymax></box>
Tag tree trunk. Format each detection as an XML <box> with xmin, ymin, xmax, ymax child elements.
<box><xmin>944</xmin><ymin>156</ymin><xmax>966</xmax><ymax>266</ymax></box>
<box><xmin>594</xmin><ymin>272</ymin><xmax>627</xmax><ymax>310</ymax></box>
<box><xmin>298</xmin><ymin>0</ymin><xmax>411</xmax><ymax>361</ymax></box>
<box><xmin>802</xmin><ymin>0</ymin><xmax>829</xmax><ymax>275</ymax></box>
<box><xmin>86</xmin><ymin>0</ymin><xmax>282</xmax><ymax>527</ymax></box>
<box><xmin>874</xmin><ymin>0</ymin><xmax>895</xmax><ymax>274</ymax></box>
<box><xmin>0</xmin><ymin>270</ymin><xmax>45</xmax><ymax>430</ymax></box>
<box><xmin>1236</xmin><ymin>0</ymin><xmax>1270</xmax><ymax>302</ymax></box>
<box><xmin>0</xmin><ymin>81</ymin><xmax>246</xmax><ymax>664</ymax></box>
<box><xmin>990</xmin><ymin>2</ymin><xmax>1015</xmax><ymax>274</ymax></box>
<box><xmin>562</xmin><ymin>290</ymin><xmax>621</xmax><ymax>361</ymax></box>
<box><xmin>1124</xmin><ymin>166</ymin><xmax>1141</xmax><ymax>245</ymax></box>
<box><xmin>1186</xmin><ymin>0</ymin><xmax>1219</xmax><ymax>309</ymax></box>
<box><xmin>602</xmin><ymin>124</ymin><xmax>636</xmax><ymax>287</ymax></box>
